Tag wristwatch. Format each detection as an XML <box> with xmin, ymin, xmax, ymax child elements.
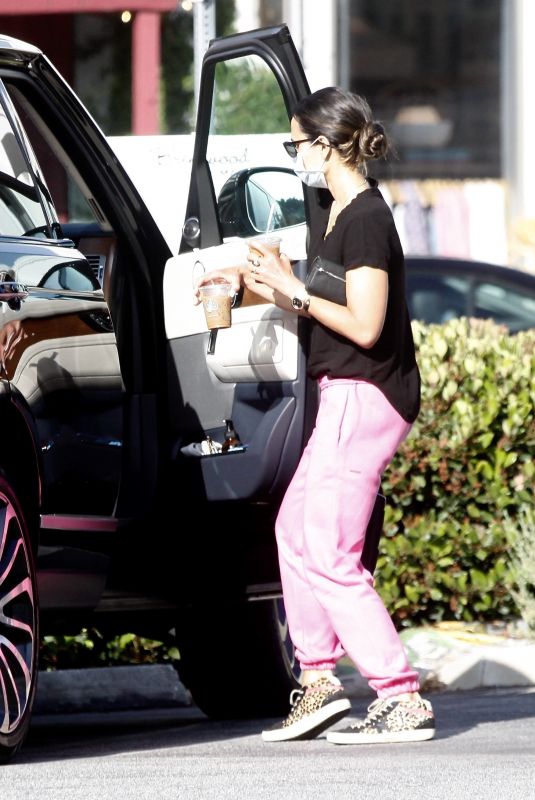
<box><xmin>292</xmin><ymin>290</ymin><xmax>311</xmax><ymax>312</ymax></box>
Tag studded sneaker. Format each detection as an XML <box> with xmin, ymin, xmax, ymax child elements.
<box><xmin>326</xmin><ymin>696</ymin><xmax>435</xmax><ymax>745</ymax></box>
<box><xmin>261</xmin><ymin>677</ymin><xmax>351</xmax><ymax>742</ymax></box>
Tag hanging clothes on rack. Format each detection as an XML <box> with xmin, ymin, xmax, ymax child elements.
<box><xmin>383</xmin><ymin>178</ymin><xmax>507</xmax><ymax>263</ymax></box>
<box><xmin>399</xmin><ymin>181</ymin><xmax>430</xmax><ymax>255</ymax></box>
<box><xmin>463</xmin><ymin>181</ymin><xmax>508</xmax><ymax>265</ymax></box>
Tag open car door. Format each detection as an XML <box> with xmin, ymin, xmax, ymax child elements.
<box><xmin>164</xmin><ymin>25</ymin><xmax>321</xmax><ymax>505</ymax></box>
<box><xmin>164</xmin><ymin>25</ymin><xmax>328</xmax><ymax>718</ymax></box>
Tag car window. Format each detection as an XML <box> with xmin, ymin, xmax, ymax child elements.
<box><xmin>206</xmin><ymin>55</ymin><xmax>296</xmax><ymax>235</ymax></box>
<box><xmin>4</xmin><ymin>83</ymin><xmax>104</xmax><ymax>227</ymax></box>
<box><xmin>474</xmin><ymin>281</ymin><xmax>535</xmax><ymax>332</ymax></box>
<box><xmin>406</xmin><ymin>273</ymin><xmax>468</xmax><ymax>324</ymax></box>
<box><xmin>0</xmin><ymin>97</ymin><xmax>49</xmax><ymax>237</ymax></box>
<box><xmin>2</xmin><ymin>80</ymin><xmax>115</xmax><ymax>289</ymax></box>
<box><xmin>38</xmin><ymin>261</ymin><xmax>99</xmax><ymax>292</ymax></box>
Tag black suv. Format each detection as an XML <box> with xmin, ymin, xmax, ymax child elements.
<box><xmin>0</xmin><ymin>25</ymin><xmax>345</xmax><ymax>762</ymax></box>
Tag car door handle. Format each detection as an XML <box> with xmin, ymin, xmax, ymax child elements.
<box><xmin>0</xmin><ymin>281</ymin><xmax>29</xmax><ymax>310</ymax></box>
<box><xmin>207</xmin><ymin>329</ymin><xmax>218</xmax><ymax>355</ymax></box>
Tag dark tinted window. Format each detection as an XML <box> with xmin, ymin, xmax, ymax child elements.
<box><xmin>474</xmin><ymin>281</ymin><xmax>535</xmax><ymax>332</ymax></box>
<box><xmin>340</xmin><ymin>1</ymin><xmax>501</xmax><ymax>180</ymax></box>
<box><xmin>406</xmin><ymin>265</ymin><xmax>535</xmax><ymax>331</ymax></box>
<box><xmin>406</xmin><ymin>273</ymin><xmax>468</xmax><ymax>324</ymax></box>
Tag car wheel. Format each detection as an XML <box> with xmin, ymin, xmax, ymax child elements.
<box><xmin>176</xmin><ymin>597</ymin><xmax>301</xmax><ymax>719</ymax></box>
<box><xmin>0</xmin><ymin>475</ymin><xmax>39</xmax><ymax>764</ymax></box>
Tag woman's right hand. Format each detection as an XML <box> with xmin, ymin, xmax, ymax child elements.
<box><xmin>193</xmin><ymin>266</ymin><xmax>243</xmax><ymax>305</ymax></box>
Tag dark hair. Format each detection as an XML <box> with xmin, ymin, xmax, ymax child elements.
<box><xmin>291</xmin><ymin>86</ymin><xmax>389</xmax><ymax>172</ymax></box>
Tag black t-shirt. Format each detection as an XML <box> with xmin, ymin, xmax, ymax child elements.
<box><xmin>306</xmin><ymin>181</ymin><xmax>420</xmax><ymax>423</ymax></box>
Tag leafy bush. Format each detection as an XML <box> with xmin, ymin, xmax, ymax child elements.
<box><xmin>41</xmin><ymin>318</ymin><xmax>534</xmax><ymax>666</ymax></box>
<box><xmin>39</xmin><ymin>629</ymin><xmax>180</xmax><ymax>671</ymax></box>
<box><xmin>506</xmin><ymin>505</ymin><xmax>535</xmax><ymax>632</ymax></box>
<box><xmin>378</xmin><ymin>318</ymin><xmax>535</xmax><ymax>627</ymax></box>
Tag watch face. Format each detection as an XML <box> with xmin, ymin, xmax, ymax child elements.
<box><xmin>292</xmin><ymin>297</ymin><xmax>303</xmax><ymax>309</ymax></box>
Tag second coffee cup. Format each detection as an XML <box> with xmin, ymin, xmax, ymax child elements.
<box><xmin>248</xmin><ymin>234</ymin><xmax>282</xmax><ymax>258</ymax></box>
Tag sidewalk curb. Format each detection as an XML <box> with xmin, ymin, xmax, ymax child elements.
<box><xmin>402</xmin><ymin>629</ymin><xmax>535</xmax><ymax>691</ymax></box>
<box><xmin>34</xmin><ymin>632</ymin><xmax>535</xmax><ymax>715</ymax></box>
<box><xmin>34</xmin><ymin>664</ymin><xmax>192</xmax><ymax>715</ymax></box>
<box><xmin>338</xmin><ymin>627</ymin><xmax>535</xmax><ymax>698</ymax></box>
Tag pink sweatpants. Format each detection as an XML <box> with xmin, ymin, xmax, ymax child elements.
<box><xmin>275</xmin><ymin>376</ymin><xmax>420</xmax><ymax>699</ymax></box>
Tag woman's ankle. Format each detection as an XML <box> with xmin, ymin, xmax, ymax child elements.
<box><xmin>389</xmin><ymin>691</ymin><xmax>422</xmax><ymax>702</ymax></box>
<box><xmin>301</xmin><ymin>669</ymin><xmax>339</xmax><ymax>687</ymax></box>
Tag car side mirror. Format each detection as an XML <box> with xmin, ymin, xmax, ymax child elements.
<box><xmin>217</xmin><ymin>166</ymin><xmax>305</xmax><ymax>238</ymax></box>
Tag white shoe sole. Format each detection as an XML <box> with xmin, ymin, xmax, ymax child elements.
<box><xmin>262</xmin><ymin>698</ymin><xmax>351</xmax><ymax>742</ymax></box>
<box><xmin>327</xmin><ymin>726</ymin><xmax>436</xmax><ymax>745</ymax></box>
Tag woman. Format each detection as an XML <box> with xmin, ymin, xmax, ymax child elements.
<box><xmin>194</xmin><ymin>86</ymin><xmax>435</xmax><ymax>745</ymax></box>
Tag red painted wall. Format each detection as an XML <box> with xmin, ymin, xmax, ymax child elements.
<box><xmin>0</xmin><ymin>1</ymin><xmax>177</xmax><ymax>14</ymax></box>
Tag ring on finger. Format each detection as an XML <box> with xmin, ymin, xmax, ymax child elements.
<box><xmin>251</xmin><ymin>258</ymin><xmax>261</xmax><ymax>268</ymax></box>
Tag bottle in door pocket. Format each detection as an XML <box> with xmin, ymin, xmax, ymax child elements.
<box><xmin>221</xmin><ymin>419</ymin><xmax>241</xmax><ymax>452</ymax></box>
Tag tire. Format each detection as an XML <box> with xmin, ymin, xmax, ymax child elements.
<box><xmin>0</xmin><ymin>475</ymin><xmax>39</xmax><ymax>764</ymax></box>
<box><xmin>176</xmin><ymin>597</ymin><xmax>301</xmax><ymax>719</ymax></box>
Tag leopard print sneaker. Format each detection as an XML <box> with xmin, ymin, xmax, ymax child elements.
<box><xmin>326</xmin><ymin>696</ymin><xmax>435</xmax><ymax>744</ymax></box>
<box><xmin>261</xmin><ymin>677</ymin><xmax>351</xmax><ymax>742</ymax></box>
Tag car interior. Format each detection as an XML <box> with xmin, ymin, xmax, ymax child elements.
<box><xmin>5</xmin><ymin>80</ymin><xmax>119</xmax><ymax>298</ymax></box>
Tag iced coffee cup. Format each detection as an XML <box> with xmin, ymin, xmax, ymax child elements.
<box><xmin>248</xmin><ymin>234</ymin><xmax>282</xmax><ymax>258</ymax></box>
<box><xmin>200</xmin><ymin>282</ymin><xmax>232</xmax><ymax>330</ymax></box>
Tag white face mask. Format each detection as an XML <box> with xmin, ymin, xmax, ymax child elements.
<box><xmin>292</xmin><ymin>137</ymin><xmax>329</xmax><ymax>189</ymax></box>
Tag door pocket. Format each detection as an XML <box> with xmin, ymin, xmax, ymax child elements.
<box><xmin>207</xmin><ymin>306</ymin><xmax>298</xmax><ymax>383</ymax></box>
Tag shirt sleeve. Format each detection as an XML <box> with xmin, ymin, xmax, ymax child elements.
<box><xmin>341</xmin><ymin>203</ymin><xmax>394</xmax><ymax>273</ymax></box>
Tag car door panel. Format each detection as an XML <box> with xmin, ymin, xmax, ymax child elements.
<box><xmin>0</xmin><ymin>73</ymin><xmax>124</xmax><ymax>518</ymax></box>
<box><xmin>197</xmin><ymin>394</ymin><xmax>296</xmax><ymax>501</ymax></box>
<box><xmin>164</xmin><ymin>242</ymin><xmax>305</xmax><ymax>384</ymax></box>
<box><xmin>2</xmin><ymin>259</ymin><xmax>123</xmax><ymax>516</ymax></box>
<box><xmin>167</xmin><ymin>259</ymin><xmax>309</xmax><ymax>503</ymax></box>
<box><xmin>206</xmin><ymin>305</ymin><xmax>298</xmax><ymax>383</ymax></box>
<box><xmin>166</xmin><ymin>26</ymin><xmax>316</xmax><ymax>505</ymax></box>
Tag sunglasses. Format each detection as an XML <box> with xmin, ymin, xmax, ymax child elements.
<box><xmin>282</xmin><ymin>137</ymin><xmax>313</xmax><ymax>158</ymax></box>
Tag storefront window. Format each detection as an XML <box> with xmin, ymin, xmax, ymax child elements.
<box><xmin>339</xmin><ymin>0</ymin><xmax>502</xmax><ymax>179</ymax></box>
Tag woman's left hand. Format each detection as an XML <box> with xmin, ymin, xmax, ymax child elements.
<box><xmin>245</xmin><ymin>240</ymin><xmax>299</xmax><ymax>299</ymax></box>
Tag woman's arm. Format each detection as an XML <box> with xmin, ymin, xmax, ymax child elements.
<box><xmin>193</xmin><ymin>241</ymin><xmax>304</xmax><ymax>311</ymax></box>
<box><xmin>255</xmin><ymin>254</ymin><xmax>388</xmax><ymax>347</ymax></box>
<box><xmin>192</xmin><ymin>242</ymin><xmax>388</xmax><ymax>346</ymax></box>
<box><xmin>312</xmin><ymin>266</ymin><xmax>388</xmax><ymax>349</ymax></box>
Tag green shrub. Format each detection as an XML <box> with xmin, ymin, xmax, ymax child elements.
<box><xmin>41</xmin><ymin>319</ymin><xmax>534</xmax><ymax>665</ymax></box>
<box><xmin>505</xmin><ymin>505</ymin><xmax>535</xmax><ymax>633</ymax></box>
<box><xmin>39</xmin><ymin>629</ymin><xmax>180</xmax><ymax>671</ymax></box>
<box><xmin>378</xmin><ymin>318</ymin><xmax>535</xmax><ymax>627</ymax></box>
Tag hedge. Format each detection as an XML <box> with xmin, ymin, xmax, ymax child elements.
<box><xmin>41</xmin><ymin>317</ymin><xmax>535</xmax><ymax>667</ymax></box>
<box><xmin>378</xmin><ymin>317</ymin><xmax>535</xmax><ymax>628</ymax></box>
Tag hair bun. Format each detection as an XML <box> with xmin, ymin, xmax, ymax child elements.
<box><xmin>360</xmin><ymin>121</ymin><xmax>389</xmax><ymax>160</ymax></box>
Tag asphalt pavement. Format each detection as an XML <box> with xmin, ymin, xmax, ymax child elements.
<box><xmin>34</xmin><ymin>620</ymin><xmax>535</xmax><ymax>715</ymax></box>
<box><xmin>19</xmin><ymin>689</ymin><xmax>535</xmax><ymax>800</ymax></box>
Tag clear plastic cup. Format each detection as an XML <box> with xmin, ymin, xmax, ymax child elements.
<box><xmin>248</xmin><ymin>234</ymin><xmax>282</xmax><ymax>258</ymax></box>
<box><xmin>200</xmin><ymin>282</ymin><xmax>232</xmax><ymax>329</ymax></box>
